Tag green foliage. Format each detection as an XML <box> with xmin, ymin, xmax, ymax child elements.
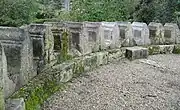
<box><xmin>0</xmin><ymin>0</ymin><xmax>37</xmax><ymax>27</ymax></box>
<box><xmin>70</xmin><ymin>0</ymin><xmax>140</xmax><ymax>22</ymax></box>
<box><xmin>0</xmin><ymin>0</ymin><xmax>179</xmax><ymax>27</ymax></box>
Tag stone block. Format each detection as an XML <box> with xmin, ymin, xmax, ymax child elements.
<box><xmin>83</xmin><ymin>22</ymin><xmax>101</xmax><ymax>54</ymax></box>
<box><xmin>29</xmin><ymin>24</ymin><xmax>55</xmax><ymax>64</ymax></box>
<box><xmin>0</xmin><ymin>27</ymin><xmax>34</xmax><ymax>98</ymax></box>
<box><xmin>44</xmin><ymin>22</ymin><xmax>65</xmax><ymax>53</ymax></box>
<box><xmin>100</xmin><ymin>22</ymin><xmax>120</xmax><ymax>50</ymax></box>
<box><xmin>83</xmin><ymin>54</ymin><xmax>97</xmax><ymax>72</ymax></box>
<box><xmin>117</xmin><ymin>22</ymin><xmax>134</xmax><ymax>47</ymax></box>
<box><xmin>108</xmin><ymin>49</ymin><xmax>123</xmax><ymax>62</ymax></box>
<box><xmin>96</xmin><ymin>52</ymin><xmax>108</xmax><ymax>66</ymax></box>
<box><xmin>6</xmin><ymin>98</ymin><xmax>25</xmax><ymax>110</ymax></box>
<box><xmin>125</xmin><ymin>47</ymin><xmax>148</xmax><ymax>60</ymax></box>
<box><xmin>164</xmin><ymin>23</ymin><xmax>179</xmax><ymax>44</ymax></box>
<box><xmin>148</xmin><ymin>22</ymin><xmax>165</xmax><ymax>45</ymax></box>
<box><xmin>65</xmin><ymin>22</ymin><xmax>86</xmax><ymax>57</ymax></box>
<box><xmin>132</xmin><ymin>22</ymin><xmax>151</xmax><ymax>46</ymax></box>
<box><xmin>148</xmin><ymin>45</ymin><xmax>174</xmax><ymax>55</ymax></box>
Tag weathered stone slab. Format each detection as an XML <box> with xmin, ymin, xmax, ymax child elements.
<box><xmin>0</xmin><ymin>27</ymin><xmax>34</xmax><ymax>98</ymax></box>
<box><xmin>147</xmin><ymin>45</ymin><xmax>174</xmax><ymax>55</ymax></box>
<box><xmin>96</xmin><ymin>52</ymin><xmax>108</xmax><ymax>66</ymax></box>
<box><xmin>132</xmin><ymin>22</ymin><xmax>151</xmax><ymax>46</ymax></box>
<box><xmin>100</xmin><ymin>22</ymin><xmax>120</xmax><ymax>50</ymax></box>
<box><xmin>0</xmin><ymin>44</ymin><xmax>5</xmax><ymax>110</ymax></box>
<box><xmin>164</xmin><ymin>23</ymin><xmax>180</xmax><ymax>44</ymax></box>
<box><xmin>117</xmin><ymin>22</ymin><xmax>134</xmax><ymax>47</ymax></box>
<box><xmin>125</xmin><ymin>47</ymin><xmax>148</xmax><ymax>60</ymax></box>
<box><xmin>108</xmin><ymin>49</ymin><xmax>123</xmax><ymax>62</ymax></box>
<box><xmin>6</xmin><ymin>98</ymin><xmax>25</xmax><ymax>110</ymax></box>
<box><xmin>148</xmin><ymin>22</ymin><xmax>165</xmax><ymax>45</ymax></box>
<box><xmin>83</xmin><ymin>22</ymin><xmax>101</xmax><ymax>54</ymax></box>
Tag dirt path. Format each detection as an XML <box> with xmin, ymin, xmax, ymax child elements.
<box><xmin>42</xmin><ymin>54</ymin><xmax>180</xmax><ymax>110</ymax></box>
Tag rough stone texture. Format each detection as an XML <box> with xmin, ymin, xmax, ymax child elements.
<box><xmin>96</xmin><ymin>52</ymin><xmax>108</xmax><ymax>66</ymax></box>
<box><xmin>29</xmin><ymin>24</ymin><xmax>55</xmax><ymax>66</ymax></box>
<box><xmin>9</xmin><ymin>49</ymin><xmax>124</xmax><ymax>110</ymax></box>
<box><xmin>0</xmin><ymin>27</ymin><xmax>34</xmax><ymax>98</ymax></box>
<box><xmin>83</xmin><ymin>22</ymin><xmax>101</xmax><ymax>53</ymax></box>
<box><xmin>66</xmin><ymin>22</ymin><xmax>84</xmax><ymax>55</ymax></box>
<box><xmin>100</xmin><ymin>22</ymin><xmax>120</xmax><ymax>50</ymax></box>
<box><xmin>108</xmin><ymin>49</ymin><xmax>124</xmax><ymax>63</ymax></box>
<box><xmin>42</xmin><ymin>54</ymin><xmax>180</xmax><ymax>110</ymax></box>
<box><xmin>132</xmin><ymin>22</ymin><xmax>151</xmax><ymax>46</ymax></box>
<box><xmin>125</xmin><ymin>47</ymin><xmax>148</xmax><ymax>60</ymax></box>
<box><xmin>173</xmin><ymin>44</ymin><xmax>180</xmax><ymax>54</ymax></box>
<box><xmin>117</xmin><ymin>22</ymin><xmax>134</xmax><ymax>47</ymax></box>
<box><xmin>164</xmin><ymin>23</ymin><xmax>179</xmax><ymax>44</ymax></box>
<box><xmin>147</xmin><ymin>45</ymin><xmax>174</xmax><ymax>55</ymax></box>
<box><xmin>6</xmin><ymin>98</ymin><xmax>25</xmax><ymax>110</ymax></box>
<box><xmin>148</xmin><ymin>22</ymin><xmax>165</xmax><ymax>45</ymax></box>
<box><xmin>0</xmin><ymin>44</ymin><xmax>5</xmax><ymax>110</ymax></box>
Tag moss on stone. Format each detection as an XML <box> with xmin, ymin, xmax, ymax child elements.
<box><xmin>73</xmin><ymin>59</ymin><xmax>85</xmax><ymax>77</ymax></box>
<box><xmin>10</xmin><ymin>73</ymin><xmax>68</xmax><ymax>110</ymax></box>
<box><xmin>173</xmin><ymin>45</ymin><xmax>180</xmax><ymax>54</ymax></box>
<box><xmin>57</xmin><ymin>29</ymin><xmax>72</xmax><ymax>63</ymax></box>
<box><xmin>148</xmin><ymin>46</ymin><xmax>160</xmax><ymax>55</ymax></box>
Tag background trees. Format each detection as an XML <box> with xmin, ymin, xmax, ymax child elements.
<box><xmin>0</xmin><ymin>0</ymin><xmax>179</xmax><ymax>27</ymax></box>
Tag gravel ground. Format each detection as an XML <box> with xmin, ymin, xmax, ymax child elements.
<box><xmin>42</xmin><ymin>54</ymin><xmax>180</xmax><ymax>110</ymax></box>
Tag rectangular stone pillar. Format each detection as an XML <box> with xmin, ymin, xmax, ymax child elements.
<box><xmin>164</xmin><ymin>23</ymin><xmax>180</xmax><ymax>44</ymax></box>
<box><xmin>117</xmin><ymin>22</ymin><xmax>134</xmax><ymax>47</ymax></box>
<box><xmin>132</xmin><ymin>22</ymin><xmax>151</xmax><ymax>46</ymax></box>
<box><xmin>148</xmin><ymin>22</ymin><xmax>165</xmax><ymax>45</ymax></box>
<box><xmin>29</xmin><ymin>24</ymin><xmax>55</xmax><ymax>71</ymax></box>
<box><xmin>0</xmin><ymin>44</ymin><xmax>5</xmax><ymax>110</ymax></box>
<box><xmin>83</xmin><ymin>22</ymin><xmax>101</xmax><ymax>54</ymax></box>
<box><xmin>44</xmin><ymin>22</ymin><xmax>65</xmax><ymax>53</ymax></box>
<box><xmin>0</xmin><ymin>27</ymin><xmax>34</xmax><ymax>98</ymax></box>
<box><xmin>66</xmin><ymin>22</ymin><xmax>84</xmax><ymax>56</ymax></box>
<box><xmin>100</xmin><ymin>22</ymin><xmax>120</xmax><ymax>50</ymax></box>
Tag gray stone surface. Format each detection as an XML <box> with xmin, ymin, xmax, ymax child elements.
<box><xmin>164</xmin><ymin>23</ymin><xmax>179</xmax><ymax>44</ymax></box>
<box><xmin>6</xmin><ymin>98</ymin><xmax>25</xmax><ymax>110</ymax></box>
<box><xmin>125</xmin><ymin>47</ymin><xmax>148</xmax><ymax>60</ymax></box>
<box><xmin>29</xmin><ymin>24</ymin><xmax>55</xmax><ymax>64</ymax></box>
<box><xmin>132</xmin><ymin>22</ymin><xmax>151</xmax><ymax>46</ymax></box>
<box><xmin>0</xmin><ymin>27</ymin><xmax>34</xmax><ymax>98</ymax></box>
<box><xmin>148</xmin><ymin>45</ymin><xmax>174</xmax><ymax>55</ymax></box>
<box><xmin>100</xmin><ymin>22</ymin><xmax>120</xmax><ymax>50</ymax></box>
<box><xmin>117</xmin><ymin>22</ymin><xmax>134</xmax><ymax>47</ymax></box>
<box><xmin>66</xmin><ymin>22</ymin><xmax>84</xmax><ymax>55</ymax></box>
<box><xmin>0</xmin><ymin>44</ymin><xmax>5</xmax><ymax>110</ymax></box>
<box><xmin>83</xmin><ymin>22</ymin><xmax>101</xmax><ymax>54</ymax></box>
<box><xmin>148</xmin><ymin>22</ymin><xmax>165</xmax><ymax>45</ymax></box>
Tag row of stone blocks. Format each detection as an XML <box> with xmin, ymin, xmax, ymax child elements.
<box><xmin>29</xmin><ymin>22</ymin><xmax>180</xmax><ymax>63</ymax></box>
<box><xmin>0</xmin><ymin>21</ymin><xmax>180</xmax><ymax>109</ymax></box>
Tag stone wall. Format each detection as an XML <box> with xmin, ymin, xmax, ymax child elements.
<box><xmin>0</xmin><ymin>27</ymin><xmax>35</xmax><ymax>99</ymax></box>
<box><xmin>0</xmin><ymin>21</ymin><xmax>180</xmax><ymax>110</ymax></box>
